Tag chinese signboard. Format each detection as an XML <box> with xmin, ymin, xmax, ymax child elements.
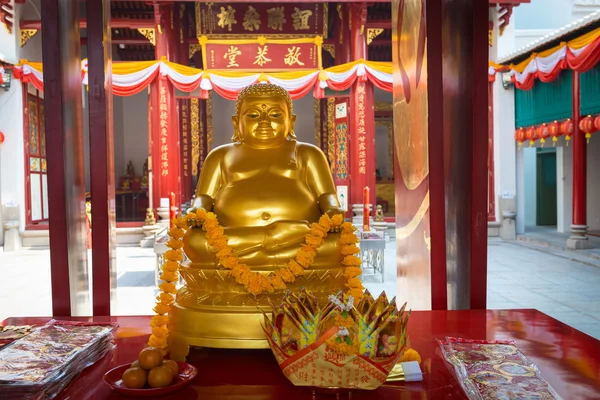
<box><xmin>159</xmin><ymin>85</ymin><xmax>169</xmax><ymax>177</ymax></box>
<box><xmin>203</xmin><ymin>40</ymin><xmax>320</xmax><ymax>70</ymax></box>
<box><xmin>196</xmin><ymin>3</ymin><xmax>327</xmax><ymax>37</ymax></box>
<box><xmin>356</xmin><ymin>83</ymin><xmax>367</xmax><ymax>175</ymax></box>
<box><xmin>180</xmin><ymin>100</ymin><xmax>190</xmax><ymax>179</ymax></box>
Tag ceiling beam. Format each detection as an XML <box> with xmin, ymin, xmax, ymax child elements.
<box><xmin>21</xmin><ymin>17</ymin><xmax>153</xmax><ymax>30</ymax></box>
<box><xmin>110</xmin><ymin>0</ymin><xmax>391</xmax><ymax>2</ymax></box>
<box><xmin>366</xmin><ymin>20</ymin><xmax>391</xmax><ymax>29</ymax></box>
<box><xmin>488</xmin><ymin>0</ymin><xmax>530</xmax><ymax>4</ymax></box>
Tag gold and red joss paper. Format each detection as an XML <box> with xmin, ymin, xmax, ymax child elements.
<box><xmin>263</xmin><ymin>289</ymin><xmax>410</xmax><ymax>390</ymax></box>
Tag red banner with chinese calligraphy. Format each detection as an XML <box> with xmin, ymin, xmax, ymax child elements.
<box><xmin>196</xmin><ymin>3</ymin><xmax>327</xmax><ymax>37</ymax></box>
<box><xmin>151</xmin><ymin>78</ymin><xmax>180</xmax><ymax>209</ymax></box>
<box><xmin>203</xmin><ymin>38</ymin><xmax>321</xmax><ymax>70</ymax></box>
<box><xmin>350</xmin><ymin>81</ymin><xmax>375</xmax><ymax>209</ymax></box>
<box><xmin>179</xmin><ymin>99</ymin><xmax>192</xmax><ymax>202</ymax></box>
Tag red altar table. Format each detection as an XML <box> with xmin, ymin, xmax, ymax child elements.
<box><xmin>2</xmin><ymin>309</ymin><xmax>600</xmax><ymax>399</ymax></box>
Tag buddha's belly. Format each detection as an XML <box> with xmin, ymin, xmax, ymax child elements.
<box><xmin>213</xmin><ymin>178</ymin><xmax>321</xmax><ymax>227</ymax></box>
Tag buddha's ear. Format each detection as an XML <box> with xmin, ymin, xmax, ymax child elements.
<box><xmin>290</xmin><ymin>113</ymin><xmax>296</xmax><ymax>131</ymax></box>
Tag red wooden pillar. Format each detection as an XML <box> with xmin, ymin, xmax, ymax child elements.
<box><xmin>41</xmin><ymin>0</ymin><xmax>89</xmax><ymax>316</ymax></box>
<box><xmin>470</xmin><ymin>0</ymin><xmax>489</xmax><ymax>310</ymax></box>
<box><xmin>349</xmin><ymin>3</ymin><xmax>376</xmax><ymax>211</ymax></box>
<box><xmin>150</xmin><ymin>4</ymin><xmax>180</xmax><ymax>213</ymax></box>
<box><xmin>178</xmin><ymin>5</ymin><xmax>193</xmax><ymax>204</ymax></box>
<box><xmin>569</xmin><ymin>70</ymin><xmax>588</xmax><ymax>245</ymax></box>
<box><xmin>331</xmin><ymin>5</ymin><xmax>351</xmax><ymax>216</ymax></box>
<box><xmin>87</xmin><ymin>0</ymin><xmax>115</xmax><ymax>316</ymax></box>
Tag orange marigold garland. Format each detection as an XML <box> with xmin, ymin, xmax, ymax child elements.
<box><xmin>149</xmin><ymin>210</ymin><xmax>366</xmax><ymax>350</ymax></box>
<box><xmin>147</xmin><ymin>220</ymin><xmax>187</xmax><ymax>351</ymax></box>
<box><xmin>185</xmin><ymin>210</ymin><xmax>365</xmax><ymax>299</ymax></box>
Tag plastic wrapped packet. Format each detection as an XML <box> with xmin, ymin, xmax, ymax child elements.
<box><xmin>438</xmin><ymin>337</ymin><xmax>562</xmax><ymax>400</ymax></box>
<box><xmin>0</xmin><ymin>320</ymin><xmax>117</xmax><ymax>400</ymax></box>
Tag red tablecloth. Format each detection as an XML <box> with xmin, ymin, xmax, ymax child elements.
<box><xmin>2</xmin><ymin>309</ymin><xmax>600</xmax><ymax>399</ymax></box>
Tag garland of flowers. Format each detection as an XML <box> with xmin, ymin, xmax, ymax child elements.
<box><xmin>184</xmin><ymin>209</ymin><xmax>365</xmax><ymax>298</ymax></box>
<box><xmin>148</xmin><ymin>220</ymin><xmax>188</xmax><ymax>351</ymax></box>
<box><xmin>148</xmin><ymin>210</ymin><xmax>365</xmax><ymax>351</ymax></box>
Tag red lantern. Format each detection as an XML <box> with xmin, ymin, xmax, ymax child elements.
<box><xmin>536</xmin><ymin>123</ymin><xmax>550</xmax><ymax>146</ymax></box>
<box><xmin>579</xmin><ymin>115</ymin><xmax>597</xmax><ymax>143</ymax></box>
<box><xmin>0</xmin><ymin>131</ymin><xmax>4</xmax><ymax>145</ymax></box>
<box><xmin>515</xmin><ymin>127</ymin><xmax>526</xmax><ymax>148</ymax></box>
<box><xmin>595</xmin><ymin>115</ymin><xmax>600</xmax><ymax>131</ymax></box>
<box><xmin>526</xmin><ymin>126</ymin><xmax>538</xmax><ymax>147</ymax></box>
<box><xmin>560</xmin><ymin>119</ymin><xmax>573</xmax><ymax>146</ymax></box>
<box><xmin>548</xmin><ymin>120</ymin><xmax>561</xmax><ymax>146</ymax></box>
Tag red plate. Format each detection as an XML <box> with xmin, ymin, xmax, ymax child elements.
<box><xmin>103</xmin><ymin>361</ymin><xmax>197</xmax><ymax>397</ymax></box>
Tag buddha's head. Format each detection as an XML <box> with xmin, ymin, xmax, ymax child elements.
<box><xmin>232</xmin><ymin>83</ymin><xmax>296</xmax><ymax>148</ymax></box>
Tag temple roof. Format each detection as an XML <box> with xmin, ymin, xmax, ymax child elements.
<box><xmin>499</xmin><ymin>10</ymin><xmax>600</xmax><ymax>64</ymax></box>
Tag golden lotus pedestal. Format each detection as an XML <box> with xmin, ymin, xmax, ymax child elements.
<box><xmin>168</xmin><ymin>303</ymin><xmax>270</xmax><ymax>361</ymax></box>
<box><xmin>167</xmin><ymin>266</ymin><xmax>347</xmax><ymax>361</ymax></box>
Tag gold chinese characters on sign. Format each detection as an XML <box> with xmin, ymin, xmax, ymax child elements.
<box><xmin>202</xmin><ymin>37</ymin><xmax>321</xmax><ymax>71</ymax></box>
<box><xmin>196</xmin><ymin>3</ymin><xmax>327</xmax><ymax>37</ymax></box>
<box><xmin>357</xmin><ymin>83</ymin><xmax>367</xmax><ymax>175</ymax></box>
<box><xmin>159</xmin><ymin>85</ymin><xmax>169</xmax><ymax>177</ymax></box>
<box><xmin>181</xmin><ymin>102</ymin><xmax>190</xmax><ymax>178</ymax></box>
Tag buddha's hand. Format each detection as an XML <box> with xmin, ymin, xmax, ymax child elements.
<box><xmin>184</xmin><ymin>208</ymin><xmax>205</xmax><ymax>229</ymax></box>
<box><xmin>325</xmin><ymin>207</ymin><xmax>345</xmax><ymax>233</ymax></box>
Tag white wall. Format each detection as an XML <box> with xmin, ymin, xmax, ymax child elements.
<box><xmin>513</xmin><ymin>0</ymin><xmax>574</xmax><ymax>30</ymax></box>
<box><xmin>210</xmin><ymin>93</ymin><xmax>316</xmax><ymax>149</ymax></box>
<box><xmin>121</xmin><ymin>92</ymin><xmax>149</xmax><ymax>178</ymax></box>
<box><xmin>375</xmin><ymin>126</ymin><xmax>390</xmax><ymax>178</ymax></box>
<box><xmin>587</xmin><ymin>137</ymin><xmax>600</xmax><ymax>231</ymax></box>
<box><xmin>113</xmin><ymin>96</ymin><xmax>126</xmax><ymax>179</ymax></box>
<box><xmin>0</xmin><ymin>0</ymin><xmax>43</xmax><ymax>244</ymax></box>
<box><xmin>211</xmin><ymin>95</ymin><xmax>236</xmax><ymax>149</ymax></box>
<box><xmin>523</xmin><ymin>148</ymin><xmax>537</xmax><ymax>228</ymax></box>
<box><xmin>111</xmin><ymin>92</ymin><xmax>148</xmax><ymax>183</ymax></box>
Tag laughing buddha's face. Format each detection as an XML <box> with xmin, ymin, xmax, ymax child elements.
<box><xmin>232</xmin><ymin>94</ymin><xmax>296</xmax><ymax>149</ymax></box>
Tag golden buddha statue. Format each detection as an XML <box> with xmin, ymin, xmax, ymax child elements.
<box><xmin>168</xmin><ymin>84</ymin><xmax>346</xmax><ymax>358</ymax></box>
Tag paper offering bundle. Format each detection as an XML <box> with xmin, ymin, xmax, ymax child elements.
<box><xmin>263</xmin><ymin>289</ymin><xmax>411</xmax><ymax>390</ymax></box>
<box><xmin>0</xmin><ymin>320</ymin><xmax>117</xmax><ymax>400</ymax></box>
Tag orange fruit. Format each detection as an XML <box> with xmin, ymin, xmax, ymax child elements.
<box><xmin>138</xmin><ymin>347</ymin><xmax>163</xmax><ymax>370</ymax></box>
<box><xmin>162</xmin><ymin>359</ymin><xmax>179</xmax><ymax>378</ymax></box>
<box><xmin>148</xmin><ymin>365</ymin><xmax>173</xmax><ymax>388</ymax></box>
<box><xmin>121</xmin><ymin>367</ymin><xmax>147</xmax><ymax>389</ymax></box>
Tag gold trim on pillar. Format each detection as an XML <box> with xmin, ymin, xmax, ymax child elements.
<box><xmin>207</xmin><ymin>92</ymin><xmax>213</xmax><ymax>151</ymax></box>
<box><xmin>367</xmin><ymin>28</ymin><xmax>384</xmax><ymax>45</ymax></box>
<box><xmin>138</xmin><ymin>28</ymin><xmax>156</xmax><ymax>46</ymax></box>
<box><xmin>314</xmin><ymin>99</ymin><xmax>321</xmax><ymax>145</ymax></box>
<box><xmin>376</xmin><ymin>119</ymin><xmax>394</xmax><ymax>179</ymax></box>
<box><xmin>191</xmin><ymin>98</ymin><xmax>200</xmax><ymax>177</ymax></box>
<box><xmin>327</xmin><ymin>98</ymin><xmax>335</xmax><ymax>168</ymax></box>
<box><xmin>20</xmin><ymin>29</ymin><xmax>38</xmax><ymax>47</ymax></box>
<box><xmin>323</xmin><ymin>44</ymin><xmax>335</xmax><ymax>59</ymax></box>
<box><xmin>375</xmin><ymin>101</ymin><xmax>393</xmax><ymax>111</ymax></box>
<box><xmin>189</xmin><ymin>44</ymin><xmax>201</xmax><ymax>59</ymax></box>
<box><xmin>337</xmin><ymin>4</ymin><xmax>343</xmax><ymax>44</ymax></box>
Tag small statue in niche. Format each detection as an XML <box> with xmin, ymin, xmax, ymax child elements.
<box><xmin>141</xmin><ymin>160</ymin><xmax>149</xmax><ymax>188</ymax></box>
<box><xmin>145</xmin><ymin>208</ymin><xmax>156</xmax><ymax>225</ymax></box>
<box><xmin>126</xmin><ymin>160</ymin><xmax>135</xmax><ymax>179</ymax></box>
<box><xmin>122</xmin><ymin>178</ymin><xmax>131</xmax><ymax>190</ymax></box>
<box><xmin>374</xmin><ymin>204</ymin><xmax>385</xmax><ymax>222</ymax></box>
